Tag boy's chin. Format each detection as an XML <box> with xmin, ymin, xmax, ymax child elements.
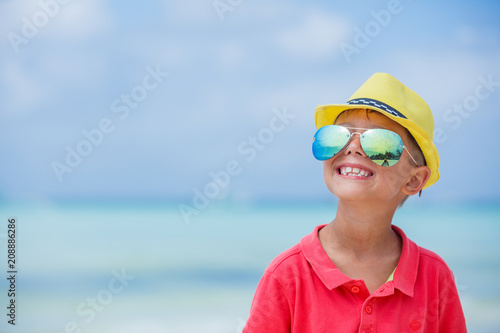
<box><xmin>329</xmin><ymin>183</ymin><xmax>403</xmax><ymax>207</ymax></box>
<box><xmin>328</xmin><ymin>179</ymin><xmax>392</xmax><ymax>201</ymax></box>
<box><xmin>328</xmin><ymin>183</ymin><xmax>372</xmax><ymax>200</ymax></box>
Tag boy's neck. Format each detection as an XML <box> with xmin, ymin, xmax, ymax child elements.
<box><xmin>320</xmin><ymin>200</ymin><xmax>400</xmax><ymax>258</ymax></box>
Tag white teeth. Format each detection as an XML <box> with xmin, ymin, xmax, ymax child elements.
<box><xmin>339</xmin><ymin>166</ymin><xmax>371</xmax><ymax>177</ymax></box>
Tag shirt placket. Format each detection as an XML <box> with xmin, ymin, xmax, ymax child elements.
<box><xmin>359</xmin><ymin>298</ymin><xmax>375</xmax><ymax>333</ymax></box>
<box><xmin>345</xmin><ymin>281</ymin><xmax>395</xmax><ymax>333</ymax></box>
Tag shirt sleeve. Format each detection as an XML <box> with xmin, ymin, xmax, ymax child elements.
<box><xmin>243</xmin><ymin>271</ymin><xmax>292</xmax><ymax>333</ymax></box>
<box><xmin>438</xmin><ymin>277</ymin><xmax>467</xmax><ymax>333</ymax></box>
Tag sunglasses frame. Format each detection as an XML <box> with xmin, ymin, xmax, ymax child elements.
<box><xmin>313</xmin><ymin>125</ymin><xmax>420</xmax><ymax>167</ymax></box>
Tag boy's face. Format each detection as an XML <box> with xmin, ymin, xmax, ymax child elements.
<box><xmin>323</xmin><ymin>109</ymin><xmax>419</xmax><ymax>205</ymax></box>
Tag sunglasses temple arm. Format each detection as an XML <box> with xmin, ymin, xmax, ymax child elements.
<box><xmin>403</xmin><ymin>146</ymin><xmax>419</xmax><ymax>167</ymax></box>
<box><xmin>404</xmin><ymin>146</ymin><xmax>423</xmax><ymax>197</ymax></box>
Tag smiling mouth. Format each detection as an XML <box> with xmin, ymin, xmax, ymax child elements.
<box><xmin>338</xmin><ymin>166</ymin><xmax>373</xmax><ymax>177</ymax></box>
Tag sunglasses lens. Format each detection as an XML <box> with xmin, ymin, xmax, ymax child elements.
<box><xmin>360</xmin><ymin>129</ymin><xmax>403</xmax><ymax>167</ymax></box>
<box><xmin>312</xmin><ymin>125</ymin><xmax>351</xmax><ymax>161</ymax></box>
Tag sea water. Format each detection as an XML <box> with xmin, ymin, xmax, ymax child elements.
<box><xmin>0</xmin><ymin>200</ymin><xmax>498</xmax><ymax>333</ymax></box>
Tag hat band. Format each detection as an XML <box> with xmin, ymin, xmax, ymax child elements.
<box><xmin>347</xmin><ymin>98</ymin><xmax>407</xmax><ymax>119</ymax></box>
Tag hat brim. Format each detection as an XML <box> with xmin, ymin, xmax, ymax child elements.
<box><xmin>315</xmin><ymin>104</ymin><xmax>439</xmax><ymax>190</ymax></box>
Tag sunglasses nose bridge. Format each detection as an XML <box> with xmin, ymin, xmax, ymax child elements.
<box><xmin>347</xmin><ymin>131</ymin><xmax>363</xmax><ymax>145</ymax></box>
<box><xmin>344</xmin><ymin>132</ymin><xmax>366</xmax><ymax>156</ymax></box>
<box><xmin>350</xmin><ymin>131</ymin><xmax>362</xmax><ymax>140</ymax></box>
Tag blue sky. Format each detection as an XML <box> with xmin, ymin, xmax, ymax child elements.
<box><xmin>1</xmin><ymin>0</ymin><xmax>499</xmax><ymax>204</ymax></box>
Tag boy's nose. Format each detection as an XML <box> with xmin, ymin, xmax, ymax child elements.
<box><xmin>344</xmin><ymin>135</ymin><xmax>367</xmax><ymax>157</ymax></box>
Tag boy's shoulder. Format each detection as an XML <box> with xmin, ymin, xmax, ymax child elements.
<box><xmin>418</xmin><ymin>245</ymin><xmax>449</xmax><ymax>265</ymax></box>
<box><xmin>265</xmin><ymin>242</ymin><xmax>303</xmax><ymax>275</ymax></box>
<box><xmin>264</xmin><ymin>224</ymin><xmax>326</xmax><ymax>278</ymax></box>
<box><xmin>414</xmin><ymin>241</ymin><xmax>456</xmax><ymax>277</ymax></box>
<box><xmin>392</xmin><ymin>225</ymin><xmax>455</xmax><ymax>277</ymax></box>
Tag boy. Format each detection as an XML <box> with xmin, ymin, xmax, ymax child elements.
<box><xmin>243</xmin><ymin>73</ymin><xmax>466</xmax><ymax>332</ymax></box>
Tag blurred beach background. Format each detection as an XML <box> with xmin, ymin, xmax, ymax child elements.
<box><xmin>1</xmin><ymin>0</ymin><xmax>499</xmax><ymax>332</ymax></box>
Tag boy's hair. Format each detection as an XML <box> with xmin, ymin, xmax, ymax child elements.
<box><xmin>335</xmin><ymin>109</ymin><xmax>426</xmax><ymax>208</ymax></box>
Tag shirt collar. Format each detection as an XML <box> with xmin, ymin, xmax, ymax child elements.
<box><xmin>391</xmin><ymin>225</ymin><xmax>419</xmax><ymax>297</ymax></box>
<box><xmin>300</xmin><ymin>224</ymin><xmax>419</xmax><ymax>297</ymax></box>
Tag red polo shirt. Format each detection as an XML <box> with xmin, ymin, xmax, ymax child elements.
<box><xmin>243</xmin><ymin>225</ymin><xmax>466</xmax><ymax>333</ymax></box>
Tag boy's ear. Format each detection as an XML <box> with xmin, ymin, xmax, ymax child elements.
<box><xmin>402</xmin><ymin>166</ymin><xmax>431</xmax><ymax>196</ymax></box>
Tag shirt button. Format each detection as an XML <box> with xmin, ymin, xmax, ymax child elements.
<box><xmin>365</xmin><ymin>305</ymin><xmax>372</xmax><ymax>314</ymax></box>
<box><xmin>352</xmin><ymin>286</ymin><xmax>360</xmax><ymax>293</ymax></box>
<box><xmin>409</xmin><ymin>320</ymin><xmax>422</xmax><ymax>331</ymax></box>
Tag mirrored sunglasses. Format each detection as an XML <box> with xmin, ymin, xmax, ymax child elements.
<box><xmin>312</xmin><ymin>125</ymin><xmax>419</xmax><ymax>167</ymax></box>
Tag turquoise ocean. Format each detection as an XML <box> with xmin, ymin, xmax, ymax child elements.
<box><xmin>0</xmin><ymin>200</ymin><xmax>498</xmax><ymax>333</ymax></box>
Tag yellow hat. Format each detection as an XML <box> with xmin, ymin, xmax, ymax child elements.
<box><xmin>314</xmin><ymin>73</ymin><xmax>439</xmax><ymax>189</ymax></box>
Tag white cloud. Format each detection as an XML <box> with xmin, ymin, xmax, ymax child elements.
<box><xmin>160</xmin><ymin>0</ymin><xmax>215</xmax><ymax>24</ymax></box>
<box><xmin>275</xmin><ymin>10</ymin><xmax>351</xmax><ymax>60</ymax></box>
<box><xmin>43</xmin><ymin>0</ymin><xmax>113</xmax><ymax>40</ymax></box>
<box><xmin>0</xmin><ymin>0</ymin><xmax>41</xmax><ymax>35</ymax></box>
<box><xmin>454</xmin><ymin>25</ymin><xmax>500</xmax><ymax>48</ymax></box>
<box><xmin>383</xmin><ymin>49</ymin><xmax>500</xmax><ymax>118</ymax></box>
<box><xmin>216</xmin><ymin>43</ymin><xmax>246</xmax><ymax>69</ymax></box>
<box><xmin>0</xmin><ymin>0</ymin><xmax>112</xmax><ymax>42</ymax></box>
<box><xmin>0</xmin><ymin>0</ymin><xmax>114</xmax><ymax>118</ymax></box>
<box><xmin>1</xmin><ymin>61</ymin><xmax>47</xmax><ymax>117</ymax></box>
